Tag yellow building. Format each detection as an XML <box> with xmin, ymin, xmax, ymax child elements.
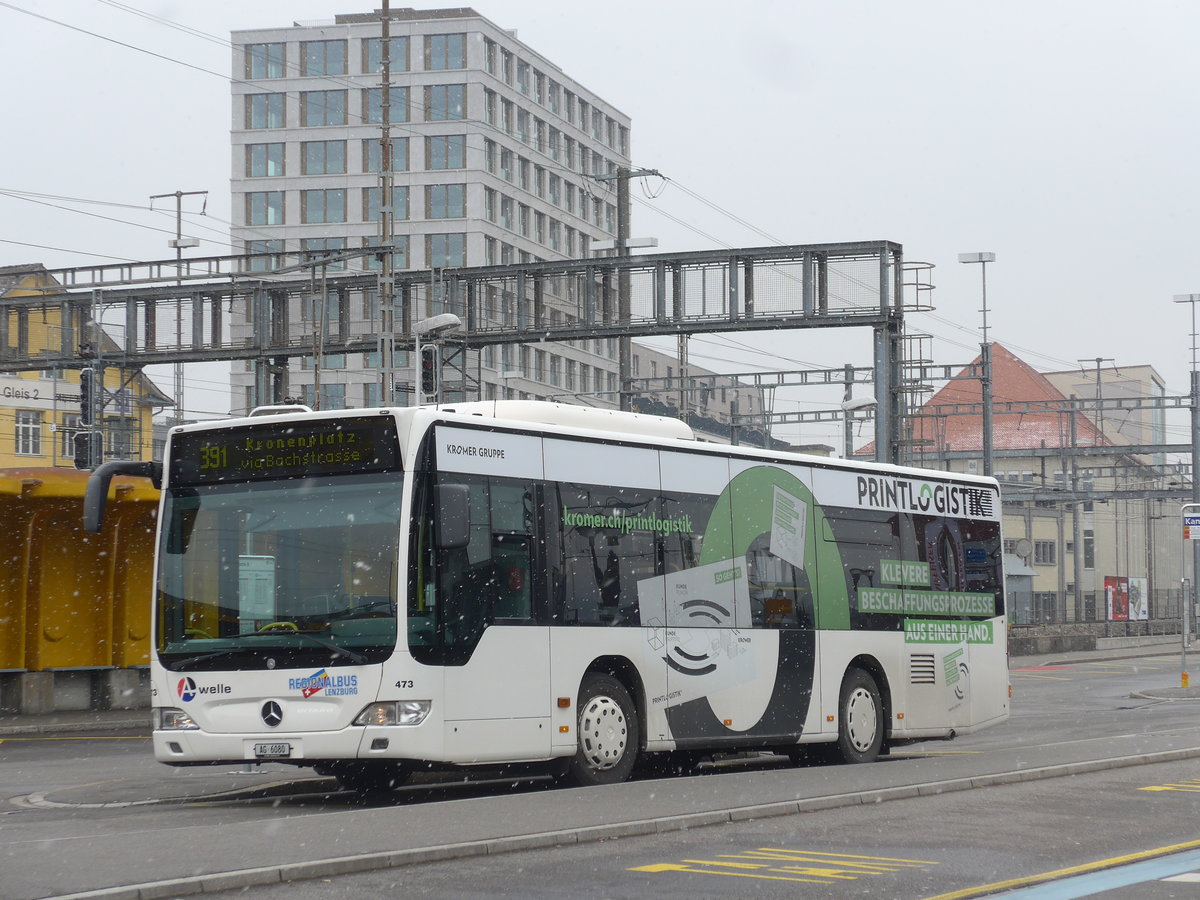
<box><xmin>0</xmin><ymin>264</ymin><xmax>172</xmax><ymax>467</ymax></box>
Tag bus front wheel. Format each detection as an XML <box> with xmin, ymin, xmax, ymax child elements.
<box><xmin>832</xmin><ymin>668</ymin><xmax>884</xmax><ymax>764</ymax></box>
<box><xmin>568</xmin><ymin>674</ymin><xmax>639</xmax><ymax>786</ymax></box>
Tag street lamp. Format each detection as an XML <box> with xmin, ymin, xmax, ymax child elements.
<box><xmin>960</xmin><ymin>252</ymin><xmax>996</xmax><ymax>477</ymax></box>
<box><xmin>958</xmin><ymin>252</ymin><xmax>996</xmax><ymax>342</ymax></box>
<box><xmin>840</xmin><ymin>395</ymin><xmax>877</xmax><ymax>460</ymax></box>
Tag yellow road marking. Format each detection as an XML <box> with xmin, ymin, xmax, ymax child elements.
<box><xmin>628</xmin><ymin>863</ymin><xmax>832</xmax><ymax>884</ymax></box>
<box><xmin>632</xmin><ymin>846</ymin><xmax>939</xmax><ymax>886</ymax></box>
<box><xmin>921</xmin><ymin>836</ymin><xmax>1200</xmax><ymax>900</ymax></box>
<box><xmin>1140</xmin><ymin>778</ymin><xmax>1200</xmax><ymax>793</ymax></box>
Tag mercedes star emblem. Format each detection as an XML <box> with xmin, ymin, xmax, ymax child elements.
<box><xmin>261</xmin><ymin>700</ymin><xmax>283</xmax><ymax>728</ymax></box>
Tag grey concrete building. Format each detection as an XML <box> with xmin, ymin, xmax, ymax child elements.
<box><xmin>227</xmin><ymin>7</ymin><xmax>764</xmax><ymax>442</ymax></box>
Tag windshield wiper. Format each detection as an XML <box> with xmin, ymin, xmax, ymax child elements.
<box><xmin>169</xmin><ymin>630</ymin><xmax>367</xmax><ymax>669</ymax></box>
<box><xmin>288</xmin><ymin>630</ymin><xmax>368</xmax><ymax>664</ymax></box>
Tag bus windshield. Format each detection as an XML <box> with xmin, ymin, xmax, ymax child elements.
<box><xmin>157</xmin><ymin>471</ymin><xmax>402</xmax><ymax>671</ymax></box>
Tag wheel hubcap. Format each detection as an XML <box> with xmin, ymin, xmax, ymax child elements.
<box><xmin>845</xmin><ymin>687</ymin><xmax>878</xmax><ymax>752</ymax></box>
<box><xmin>579</xmin><ymin>695</ymin><xmax>628</xmax><ymax>770</ymax></box>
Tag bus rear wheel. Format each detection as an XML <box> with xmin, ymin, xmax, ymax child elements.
<box><xmin>831</xmin><ymin>668</ymin><xmax>884</xmax><ymax>764</ymax></box>
<box><xmin>568</xmin><ymin>674</ymin><xmax>639</xmax><ymax>786</ymax></box>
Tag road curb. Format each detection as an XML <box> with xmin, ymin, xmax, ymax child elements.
<box><xmin>43</xmin><ymin>745</ymin><xmax>1200</xmax><ymax>900</ymax></box>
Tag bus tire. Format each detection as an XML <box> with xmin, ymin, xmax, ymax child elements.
<box><xmin>832</xmin><ymin>668</ymin><xmax>884</xmax><ymax>764</ymax></box>
<box><xmin>332</xmin><ymin>761</ymin><xmax>409</xmax><ymax>793</ymax></box>
<box><xmin>568</xmin><ymin>674</ymin><xmax>639</xmax><ymax>786</ymax></box>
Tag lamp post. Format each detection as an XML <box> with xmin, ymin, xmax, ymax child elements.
<box><xmin>841</xmin><ymin>395</ymin><xmax>877</xmax><ymax>460</ymax></box>
<box><xmin>959</xmin><ymin>252</ymin><xmax>996</xmax><ymax>477</ymax></box>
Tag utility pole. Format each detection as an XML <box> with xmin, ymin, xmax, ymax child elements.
<box><xmin>150</xmin><ymin>189</ymin><xmax>207</xmax><ymax>424</ymax></box>
<box><xmin>377</xmin><ymin>0</ymin><xmax>399</xmax><ymax>407</ymax></box>
<box><xmin>593</xmin><ymin>166</ymin><xmax>660</xmax><ymax>411</ymax></box>
<box><xmin>959</xmin><ymin>253</ymin><xmax>995</xmax><ymax>476</ymax></box>
<box><xmin>1079</xmin><ymin>356</ymin><xmax>1117</xmax><ymax>442</ymax></box>
<box><xmin>1174</xmin><ymin>293</ymin><xmax>1200</xmax><ymax>683</ymax></box>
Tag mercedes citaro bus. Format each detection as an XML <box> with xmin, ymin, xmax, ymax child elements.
<box><xmin>86</xmin><ymin>400</ymin><xmax>1008</xmax><ymax>790</ymax></box>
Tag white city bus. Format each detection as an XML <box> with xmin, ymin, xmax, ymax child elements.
<box><xmin>86</xmin><ymin>400</ymin><xmax>1008</xmax><ymax>790</ymax></box>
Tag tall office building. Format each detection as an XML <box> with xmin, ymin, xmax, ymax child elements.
<box><xmin>228</xmin><ymin>8</ymin><xmax>765</xmax><ymax>441</ymax></box>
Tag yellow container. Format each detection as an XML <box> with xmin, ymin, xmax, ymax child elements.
<box><xmin>0</xmin><ymin>469</ymin><xmax>159</xmax><ymax>672</ymax></box>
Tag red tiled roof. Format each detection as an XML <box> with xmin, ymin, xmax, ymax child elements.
<box><xmin>859</xmin><ymin>343</ymin><xmax>1108</xmax><ymax>456</ymax></box>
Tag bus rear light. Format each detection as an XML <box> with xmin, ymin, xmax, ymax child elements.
<box><xmin>156</xmin><ymin>708</ymin><xmax>199</xmax><ymax>731</ymax></box>
<box><xmin>353</xmin><ymin>700</ymin><xmax>431</xmax><ymax>727</ymax></box>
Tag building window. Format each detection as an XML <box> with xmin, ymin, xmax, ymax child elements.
<box><xmin>1032</xmin><ymin>592</ymin><xmax>1058</xmax><ymax>624</ymax></box>
<box><xmin>323</xmin><ymin>384</ymin><xmax>347</xmax><ymax>410</ymax></box>
<box><xmin>60</xmin><ymin>413</ymin><xmax>80</xmax><ymax>459</ymax></box>
<box><xmin>516</xmin><ymin>61</ymin><xmax>530</xmax><ymax>95</ymax></box>
<box><xmin>15</xmin><ymin>410</ymin><xmax>42</xmax><ymax>456</ymax></box>
<box><xmin>427</xmin><ymin>134</ymin><xmax>466</xmax><ymax>169</ymax></box>
<box><xmin>301</xmin><ymin>40</ymin><xmax>346</xmax><ymax>76</ymax></box>
<box><xmin>427</xmin><ymin>233</ymin><xmax>466</xmax><ymax>268</ymax></box>
<box><xmin>245</xmin><ymin>43</ymin><xmax>284</xmax><ymax>79</ymax></box>
<box><xmin>301</xmin><ymin>188</ymin><xmax>346</xmax><ymax>224</ymax></box>
<box><xmin>499</xmin><ymin>196</ymin><xmax>513</xmax><ymax>230</ymax></box>
<box><xmin>302</xmin><ymin>140</ymin><xmax>346</xmax><ymax>175</ymax></box>
<box><xmin>301</xmin><ymin>90</ymin><xmax>347</xmax><ymax>127</ymax></box>
<box><xmin>106</xmin><ymin>418</ymin><xmax>134</xmax><ymax>458</ymax></box>
<box><xmin>246</xmin><ymin>142</ymin><xmax>284</xmax><ymax>177</ymax></box>
<box><xmin>245</xmin><ymin>239</ymin><xmax>284</xmax><ymax>272</ymax></box>
<box><xmin>1034</xmin><ymin>540</ymin><xmax>1057</xmax><ymax>566</ymax></box>
<box><xmin>363</xmin><ymin>186</ymin><xmax>409</xmax><ymax>222</ymax></box>
<box><xmin>425</xmin><ymin>84</ymin><xmax>465</xmax><ymax>121</ymax></box>
<box><xmin>363</xmin><ymin>36</ymin><xmax>409</xmax><ymax>73</ymax></box>
<box><xmin>364</xmin><ymin>137</ymin><xmax>409</xmax><ymax>172</ymax></box>
<box><xmin>1083</xmin><ymin>530</ymin><xmax>1095</xmax><ymax>569</ymax></box>
<box><xmin>246</xmin><ymin>93</ymin><xmax>285</xmax><ymax>129</ymax></box>
<box><xmin>364</xmin><ymin>86</ymin><xmax>408</xmax><ymax>124</ymax></box>
<box><xmin>301</xmin><ymin>237</ymin><xmax>346</xmax><ymax>271</ymax></box>
<box><xmin>426</xmin><ymin>33</ymin><xmax>466</xmax><ymax>70</ymax></box>
<box><xmin>246</xmin><ymin>191</ymin><xmax>284</xmax><ymax>225</ymax></box>
<box><xmin>427</xmin><ymin>184</ymin><xmax>466</xmax><ymax>219</ymax></box>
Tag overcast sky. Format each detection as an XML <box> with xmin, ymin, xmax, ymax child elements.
<box><xmin>1</xmin><ymin>0</ymin><xmax>1196</xmax><ymax>447</ymax></box>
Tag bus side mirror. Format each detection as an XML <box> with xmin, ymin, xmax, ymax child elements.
<box><xmin>434</xmin><ymin>484</ymin><xmax>470</xmax><ymax>549</ymax></box>
<box><xmin>84</xmin><ymin>460</ymin><xmax>162</xmax><ymax>533</ymax></box>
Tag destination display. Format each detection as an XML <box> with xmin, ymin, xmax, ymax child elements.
<box><xmin>170</xmin><ymin>416</ymin><xmax>400</xmax><ymax>485</ymax></box>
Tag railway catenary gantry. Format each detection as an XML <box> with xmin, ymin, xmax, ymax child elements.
<box><xmin>0</xmin><ymin>240</ymin><xmax>910</xmax><ymax>461</ymax></box>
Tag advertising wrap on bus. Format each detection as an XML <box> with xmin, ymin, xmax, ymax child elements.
<box><xmin>133</xmin><ymin>402</ymin><xmax>1007</xmax><ymax>790</ymax></box>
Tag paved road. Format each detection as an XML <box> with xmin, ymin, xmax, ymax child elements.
<box><xmin>2</xmin><ymin>646</ymin><xmax>1198</xmax><ymax>899</ymax></box>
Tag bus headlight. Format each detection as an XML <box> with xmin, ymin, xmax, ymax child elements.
<box><xmin>155</xmin><ymin>707</ymin><xmax>199</xmax><ymax>730</ymax></box>
<box><xmin>353</xmin><ymin>700</ymin><xmax>431</xmax><ymax>727</ymax></box>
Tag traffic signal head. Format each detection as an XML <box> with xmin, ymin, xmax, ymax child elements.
<box><xmin>419</xmin><ymin>345</ymin><xmax>438</xmax><ymax>397</ymax></box>
<box><xmin>79</xmin><ymin>368</ymin><xmax>95</xmax><ymax>426</ymax></box>
<box><xmin>73</xmin><ymin>432</ymin><xmax>92</xmax><ymax>470</ymax></box>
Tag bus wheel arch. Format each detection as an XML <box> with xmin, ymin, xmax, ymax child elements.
<box><xmin>566</xmin><ymin>658</ymin><xmax>643</xmax><ymax>786</ymax></box>
<box><xmin>831</xmin><ymin>657</ymin><xmax>890</xmax><ymax>764</ymax></box>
